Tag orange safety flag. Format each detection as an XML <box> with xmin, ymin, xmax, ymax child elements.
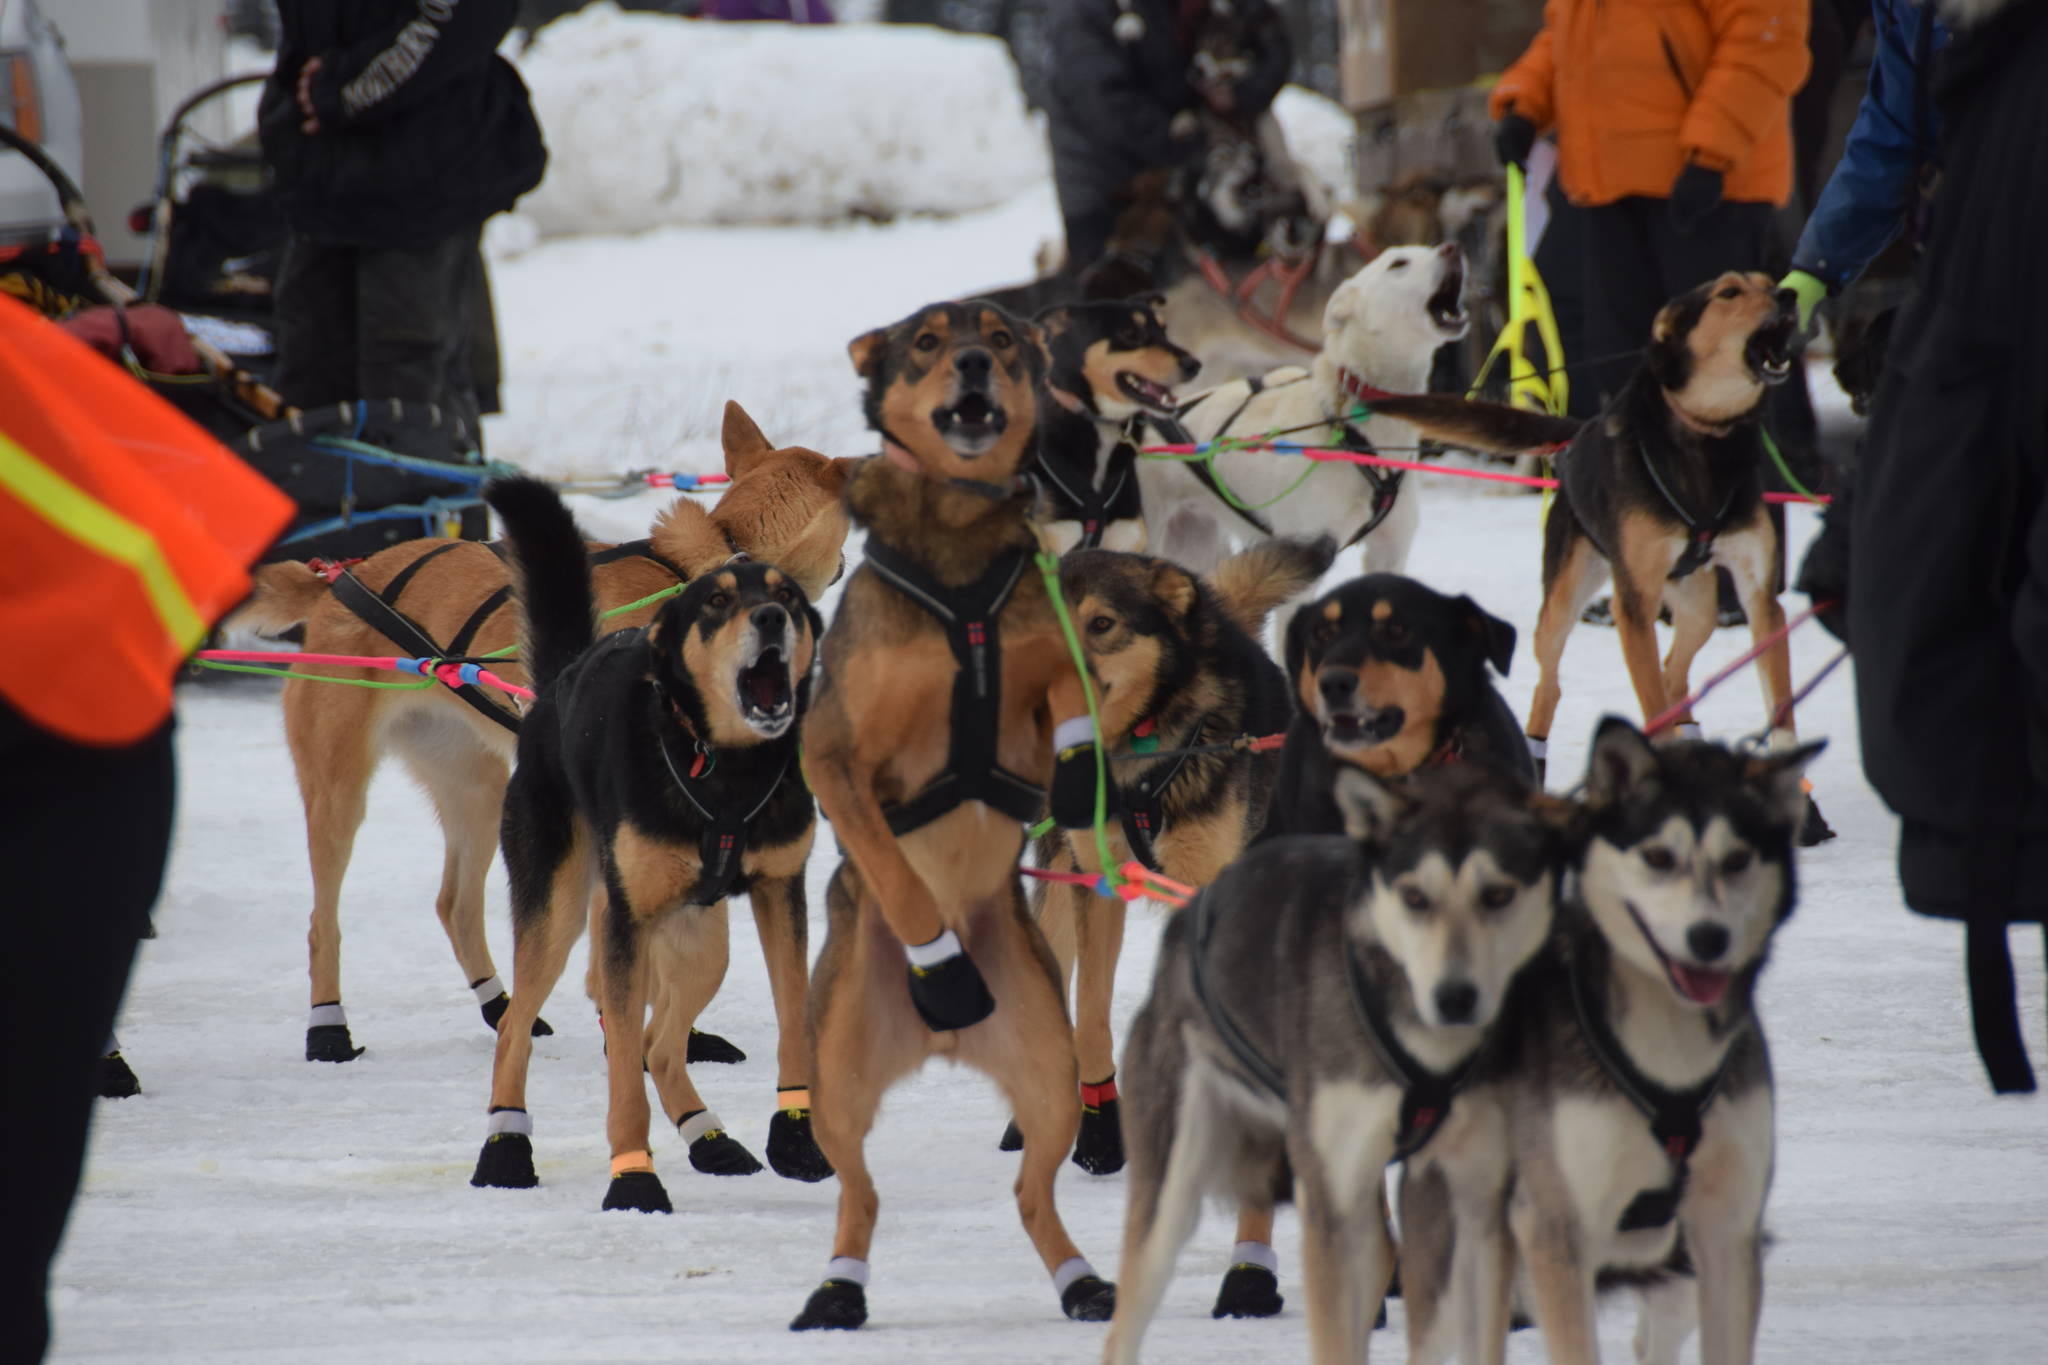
<box><xmin>0</xmin><ymin>294</ymin><xmax>294</xmax><ymax>746</ymax></box>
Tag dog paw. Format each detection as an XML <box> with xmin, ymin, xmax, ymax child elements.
<box><xmin>688</xmin><ymin>1130</ymin><xmax>764</xmax><ymax>1176</ymax></box>
<box><xmin>686</xmin><ymin>1028</ymin><xmax>746</xmax><ymax>1064</ymax></box>
<box><xmin>1211</xmin><ymin>1264</ymin><xmax>1283</xmax><ymax>1319</ymax></box>
<box><xmin>1070</xmin><ymin>1099</ymin><xmax>1124</xmax><ymax>1175</ymax></box>
<box><xmin>470</xmin><ymin>1133</ymin><xmax>538</xmax><ymax>1189</ymax></box>
<box><xmin>997</xmin><ymin>1119</ymin><xmax>1023</xmax><ymax>1152</ymax></box>
<box><xmin>98</xmin><ymin>1050</ymin><xmax>141</xmax><ymax>1099</ymax></box>
<box><xmin>601</xmin><ymin>1169</ymin><xmax>673</xmax><ymax>1213</ymax></box>
<box><xmin>477</xmin><ymin>991</ymin><xmax>553</xmax><ymax>1037</ymax></box>
<box><xmin>1060</xmin><ymin>1274</ymin><xmax>1116</xmax><ymax>1322</ymax></box>
<box><xmin>305</xmin><ymin>1023</ymin><xmax>364</xmax><ymax>1063</ymax></box>
<box><xmin>767</xmin><ymin>1109</ymin><xmax>833</xmax><ymax>1182</ymax></box>
<box><xmin>1798</xmin><ymin>795</ymin><xmax>1837</xmax><ymax>847</ymax></box>
<box><xmin>790</xmin><ymin>1279</ymin><xmax>867</xmax><ymax>1331</ymax></box>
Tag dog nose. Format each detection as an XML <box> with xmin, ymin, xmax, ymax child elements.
<box><xmin>1180</xmin><ymin>354</ymin><xmax>1202</xmax><ymax>381</ymax></box>
<box><xmin>1772</xmin><ymin>287</ymin><xmax>1798</xmax><ymax>313</ymax></box>
<box><xmin>1318</xmin><ymin>669</ymin><xmax>1358</xmax><ymax>706</ymax></box>
<box><xmin>1438</xmin><ymin>241</ymin><xmax>1462</xmax><ymax>263</ymax></box>
<box><xmin>954</xmin><ymin>348</ymin><xmax>992</xmax><ymax>383</ymax></box>
<box><xmin>1687</xmin><ymin>922</ymin><xmax>1731</xmax><ymax>962</ymax></box>
<box><xmin>750</xmin><ymin>604</ymin><xmax>787</xmax><ymax>635</ymax></box>
<box><xmin>1434</xmin><ymin>980</ymin><xmax>1479</xmax><ymax>1025</ymax></box>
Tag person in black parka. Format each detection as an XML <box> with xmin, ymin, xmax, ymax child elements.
<box><xmin>1800</xmin><ymin>0</ymin><xmax>2048</xmax><ymax>1095</ymax></box>
<box><xmin>259</xmin><ymin>1</ymin><xmax>546</xmax><ymax>445</ymax></box>
<box><xmin>1044</xmin><ymin>0</ymin><xmax>1290</xmax><ymax>274</ymax></box>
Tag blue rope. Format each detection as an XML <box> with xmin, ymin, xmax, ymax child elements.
<box><xmin>278</xmin><ymin>494</ymin><xmax>486</xmax><ymax>546</ymax></box>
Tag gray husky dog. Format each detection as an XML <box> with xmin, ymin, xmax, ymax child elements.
<box><xmin>1400</xmin><ymin>718</ymin><xmax>1820</xmax><ymax>1365</ymax></box>
<box><xmin>1103</xmin><ymin>762</ymin><xmax>1576</xmax><ymax>1365</ymax></box>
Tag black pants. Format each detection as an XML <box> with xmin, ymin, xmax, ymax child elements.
<box><xmin>272</xmin><ymin>226</ymin><xmax>485</xmax><ymax>446</ymax></box>
<box><xmin>0</xmin><ymin>704</ymin><xmax>174</xmax><ymax>1363</ymax></box>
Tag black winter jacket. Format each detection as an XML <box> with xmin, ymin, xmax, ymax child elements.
<box><xmin>259</xmin><ymin>0</ymin><xmax>547</xmax><ymax>248</ymax></box>
<box><xmin>1044</xmin><ymin>0</ymin><xmax>1290</xmax><ymax>223</ymax></box>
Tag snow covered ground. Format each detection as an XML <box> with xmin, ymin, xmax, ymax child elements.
<box><xmin>49</xmin><ymin>153</ymin><xmax>2048</xmax><ymax>1365</ymax></box>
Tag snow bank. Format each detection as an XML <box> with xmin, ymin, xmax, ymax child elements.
<box><xmin>512</xmin><ymin>8</ymin><xmax>1050</xmax><ymax>235</ymax></box>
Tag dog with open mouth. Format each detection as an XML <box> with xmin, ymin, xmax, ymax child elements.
<box><xmin>1030</xmin><ymin>296</ymin><xmax>1202</xmax><ymax>554</ymax></box>
<box><xmin>1397</xmin><ymin>718</ymin><xmax>1821</xmax><ymax>1365</ymax></box>
<box><xmin>1135</xmin><ymin>242</ymin><xmax>1472</xmax><ymax>579</ymax></box>
<box><xmin>467</xmin><ymin>476</ymin><xmax>831</xmax><ymax>1212</ymax></box>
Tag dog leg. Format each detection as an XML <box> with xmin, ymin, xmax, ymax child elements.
<box><xmin>1741</xmin><ymin>573</ymin><xmax>1796</xmax><ymax>745</ymax></box>
<box><xmin>1631</xmin><ymin>1275</ymin><xmax>1699</xmax><ymax>1365</ymax></box>
<box><xmin>643</xmin><ymin>904</ymin><xmax>763</xmax><ymax>1179</ymax></box>
<box><xmin>592</xmin><ymin>893</ymin><xmax>669</xmax><ymax>1212</ymax></box>
<box><xmin>1509</xmin><ymin>1193</ymin><xmax>1600</xmax><ymax>1365</ymax></box>
<box><xmin>1526</xmin><ymin>533</ymin><xmax>1607</xmax><ymax>764</ymax></box>
<box><xmin>1657</xmin><ymin>570</ymin><xmax>1719</xmax><ymax>733</ymax></box>
<box><xmin>745</xmin><ymin>870</ymin><xmax>833</xmax><ymax>1182</ymax></box>
<box><xmin>1362</xmin><ymin>481</ymin><xmax>1420</xmax><ymax>577</ymax></box>
<box><xmin>1104</xmin><ymin>1071</ymin><xmax>1222</xmax><ymax>1365</ymax></box>
<box><xmin>287</xmin><ymin>692</ymin><xmax>378</xmax><ymax>1061</ymax></box>
<box><xmin>1291</xmin><ymin>1163</ymin><xmax>1385</xmax><ymax>1364</ymax></box>
<box><xmin>1069</xmin><ymin>886</ymin><xmax>1128</xmax><ymax>1177</ymax></box>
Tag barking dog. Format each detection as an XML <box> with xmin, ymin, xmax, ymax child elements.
<box><xmin>1104</xmin><ymin>762</ymin><xmax>1574</xmax><ymax>1364</ymax></box>
<box><xmin>1138</xmin><ymin>243</ymin><xmax>1471</xmax><ymax>577</ymax></box>
<box><xmin>1401</xmin><ymin>719</ymin><xmax>1819</xmax><ymax>1365</ymax></box>
<box><xmin>466</xmin><ymin>477</ymin><xmax>829</xmax><ymax>1210</ymax></box>
<box><xmin>1032</xmin><ymin>296</ymin><xmax>1201</xmax><ymax>554</ymax></box>
<box><xmin>1271</xmin><ymin>573</ymin><xmax>1530</xmax><ymax>838</ymax></box>
<box><xmin>790</xmin><ymin>301</ymin><xmax>1115</xmax><ymax>1331</ymax></box>
<box><xmin>224</xmin><ymin>403</ymin><xmax>853</xmax><ymax>1062</ymax></box>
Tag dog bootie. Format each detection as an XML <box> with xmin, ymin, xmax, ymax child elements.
<box><xmin>1212</xmin><ymin>1263</ymin><xmax>1283</xmax><ymax>1319</ymax></box>
<box><xmin>1049</xmin><ymin>739</ymin><xmax>1111</xmax><ymax>828</ymax></box>
<box><xmin>766</xmin><ymin>1094</ymin><xmax>833</xmax><ymax>1182</ymax></box>
<box><xmin>1798</xmin><ymin>793</ymin><xmax>1837</xmax><ymax>846</ymax></box>
<box><xmin>687</xmin><ymin>1027</ymin><xmax>745</xmax><ymax>1064</ymax></box>
<box><xmin>305</xmin><ymin>1002</ymin><xmax>364</xmax><ymax>1062</ymax></box>
<box><xmin>601</xmin><ymin>1154</ymin><xmax>672</xmax><ymax>1213</ymax></box>
<box><xmin>791</xmin><ymin>1262</ymin><xmax>869</xmax><ymax>1331</ymax></box>
<box><xmin>679</xmin><ymin>1110</ymin><xmax>762</xmax><ymax>1175</ymax></box>
<box><xmin>1056</xmin><ymin>1259</ymin><xmax>1116</xmax><ymax>1321</ymax></box>
<box><xmin>904</xmin><ymin>930</ymin><xmax>996</xmax><ymax>1031</ymax></box>
<box><xmin>997</xmin><ymin>1118</ymin><xmax>1024</xmax><ymax>1151</ymax></box>
<box><xmin>472</xmin><ymin>976</ymin><xmax>552</xmax><ymax>1037</ymax></box>
<box><xmin>1070</xmin><ymin>1079</ymin><xmax>1124</xmax><ymax>1175</ymax></box>
<box><xmin>470</xmin><ymin>1128</ymin><xmax>539</xmax><ymax>1190</ymax></box>
<box><xmin>98</xmin><ymin>1049</ymin><xmax>141</xmax><ymax>1099</ymax></box>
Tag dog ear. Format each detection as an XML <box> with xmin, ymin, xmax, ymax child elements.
<box><xmin>1018</xmin><ymin>319</ymin><xmax>1051</xmax><ymax>381</ymax></box>
<box><xmin>1743</xmin><ymin>740</ymin><xmax>1827</xmax><ymax>829</ymax></box>
<box><xmin>848</xmin><ymin>326</ymin><xmax>887</xmax><ymax>380</ymax></box>
<box><xmin>1036</xmin><ymin>306</ymin><xmax>1071</xmax><ymax>338</ymax></box>
<box><xmin>1333</xmin><ymin>764</ymin><xmax>1408</xmax><ymax>844</ymax></box>
<box><xmin>1147</xmin><ymin>559</ymin><xmax>1200</xmax><ymax>623</ymax></box>
<box><xmin>826</xmin><ymin>456</ymin><xmax>862</xmax><ymax>495</ymax></box>
<box><xmin>721</xmin><ymin>401</ymin><xmax>774</xmax><ymax>479</ymax></box>
<box><xmin>1454</xmin><ymin>596</ymin><xmax>1517</xmax><ymax>676</ymax></box>
<box><xmin>1284</xmin><ymin>596</ymin><xmax>1320</xmax><ymax>692</ymax></box>
<box><xmin>1584</xmin><ymin>716</ymin><xmax>1661</xmax><ymax>804</ymax></box>
<box><xmin>1646</xmin><ymin>302</ymin><xmax>1694</xmax><ymax>392</ymax></box>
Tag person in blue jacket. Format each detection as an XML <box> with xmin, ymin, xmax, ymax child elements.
<box><xmin>1781</xmin><ymin>0</ymin><xmax>1952</xmax><ymax>326</ymax></box>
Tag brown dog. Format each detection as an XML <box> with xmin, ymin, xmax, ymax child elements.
<box><xmin>790</xmin><ymin>301</ymin><xmax>1114</xmax><ymax>1331</ymax></box>
<box><xmin>226</xmin><ymin>402</ymin><xmax>854</xmax><ymax>1062</ymax></box>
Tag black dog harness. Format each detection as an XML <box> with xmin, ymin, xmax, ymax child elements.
<box><xmin>653</xmin><ymin>705</ymin><xmax>796</xmax><ymax>906</ymax></box>
<box><xmin>1637</xmin><ymin>443</ymin><xmax>1743</xmax><ymax>582</ymax></box>
<box><xmin>326</xmin><ymin>537</ymin><xmax>690</xmax><ymax>733</ymax></box>
<box><xmin>862</xmin><ymin>537</ymin><xmax>1047</xmax><ymax>836</ymax></box>
<box><xmin>1116</xmin><ymin>714</ymin><xmax>1208</xmax><ymax>873</ymax></box>
<box><xmin>1331</xmin><ymin>416</ymin><xmax>1404</xmax><ymax>550</ymax></box>
<box><xmin>1189</xmin><ymin>884</ymin><xmax>1484</xmax><ymax>1160</ymax></box>
<box><xmin>1569</xmin><ymin>954</ymin><xmax>1740</xmax><ymax>1231</ymax></box>
<box><xmin>1032</xmin><ymin>418</ymin><xmax>1146</xmax><ymax>550</ymax></box>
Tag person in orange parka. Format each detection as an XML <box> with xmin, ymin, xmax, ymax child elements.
<box><xmin>0</xmin><ymin>293</ymin><xmax>292</xmax><ymax>1364</ymax></box>
<box><xmin>1490</xmin><ymin>0</ymin><xmax>1812</xmax><ymax>410</ymax></box>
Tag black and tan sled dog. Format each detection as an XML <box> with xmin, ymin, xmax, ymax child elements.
<box><xmin>1272</xmin><ymin>572</ymin><xmax>1531</xmax><ymax>838</ymax></box>
<box><xmin>1030</xmin><ymin>296</ymin><xmax>1201</xmax><ymax>554</ymax></box>
<box><xmin>1360</xmin><ymin>272</ymin><xmax>1830</xmax><ymax>843</ymax></box>
<box><xmin>467</xmin><ymin>476</ymin><xmax>830</xmax><ymax>1212</ymax></box>
<box><xmin>790</xmin><ymin>301</ymin><xmax>1115</xmax><ymax>1331</ymax></box>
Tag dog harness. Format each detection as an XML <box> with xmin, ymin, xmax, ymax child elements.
<box><xmin>861</xmin><ymin>536</ymin><xmax>1048</xmax><ymax>836</ymax></box>
<box><xmin>1636</xmin><ymin>442</ymin><xmax>1744</xmax><ymax>582</ymax></box>
<box><xmin>651</xmin><ymin>692</ymin><xmax>797</xmax><ymax>906</ymax></box>
<box><xmin>1115</xmin><ymin>714</ymin><xmax>1209</xmax><ymax>873</ymax></box>
<box><xmin>1032</xmin><ymin>418</ymin><xmax>1145</xmax><ymax>550</ymax></box>
<box><xmin>1189</xmin><ymin>883</ymin><xmax>1485</xmax><ymax>1160</ymax></box>
<box><xmin>326</xmin><ymin>538</ymin><xmax>691</xmax><ymax>733</ymax></box>
<box><xmin>1569</xmin><ymin>953</ymin><xmax>1741</xmax><ymax>1231</ymax></box>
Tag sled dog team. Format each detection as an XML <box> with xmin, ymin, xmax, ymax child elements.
<box><xmin>235</xmin><ymin>250</ymin><xmax>1825</xmax><ymax>1362</ymax></box>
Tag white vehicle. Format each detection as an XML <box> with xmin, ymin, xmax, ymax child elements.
<box><xmin>0</xmin><ymin>0</ymin><xmax>83</xmax><ymax>246</ymax></box>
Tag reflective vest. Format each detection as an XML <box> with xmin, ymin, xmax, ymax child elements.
<box><xmin>0</xmin><ymin>295</ymin><xmax>294</xmax><ymax>746</ymax></box>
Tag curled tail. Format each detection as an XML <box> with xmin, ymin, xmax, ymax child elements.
<box><xmin>1207</xmin><ymin>535</ymin><xmax>1337</xmax><ymax>635</ymax></box>
<box><xmin>484</xmin><ymin>476</ymin><xmax>596</xmax><ymax>694</ymax></box>
<box><xmin>1363</xmin><ymin>394</ymin><xmax>1582</xmax><ymax>457</ymax></box>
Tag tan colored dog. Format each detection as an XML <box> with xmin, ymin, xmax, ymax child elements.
<box><xmin>227</xmin><ymin>402</ymin><xmax>854</xmax><ymax>1062</ymax></box>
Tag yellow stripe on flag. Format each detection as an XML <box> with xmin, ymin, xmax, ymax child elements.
<box><xmin>0</xmin><ymin>429</ymin><xmax>207</xmax><ymax>650</ymax></box>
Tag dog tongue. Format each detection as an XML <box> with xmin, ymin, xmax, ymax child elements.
<box><xmin>1670</xmin><ymin>963</ymin><xmax>1731</xmax><ymax>1006</ymax></box>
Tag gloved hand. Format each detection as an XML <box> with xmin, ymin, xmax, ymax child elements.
<box><xmin>1668</xmin><ymin>162</ymin><xmax>1724</xmax><ymax>236</ymax></box>
<box><xmin>1781</xmin><ymin>269</ymin><xmax>1830</xmax><ymax>331</ymax></box>
<box><xmin>1494</xmin><ymin>113</ymin><xmax>1537</xmax><ymax>171</ymax></box>
<box><xmin>904</xmin><ymin>929</ymin><xmax>996</xmax><ymax>1031</ymax></box>
<box><xmin>1049</xmin><ymin>739</ymin><xmax>1111</xmax><ymax>828</ymax></box>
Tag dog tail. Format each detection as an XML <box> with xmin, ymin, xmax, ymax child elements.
<box><xmin>486</xmin><ymin>476</ymin><xmax>596</xmax><ymax>694</ymax></box>
<box><xmin>222</xmin><ymin>561</ymin><xmax>333</xmax><ymax>638</ymax></box>
<box><xmin>1362</xmin><ymin>394</ymin><xmax>1582</xmax><ymax>456</ymax></box>
<box><xmin>1208</xmin><ymin>535</ymin><xmax>1336</xmax><ymax>635</ymax></box>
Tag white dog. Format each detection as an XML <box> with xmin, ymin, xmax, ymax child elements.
<box><xmin>1137</xmin><ymin>242</ymin><xmax>1471</xmax><ymax>577</ymax></box>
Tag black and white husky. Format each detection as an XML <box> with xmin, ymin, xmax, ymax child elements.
<box><xmin>1103</xmin><ymin>761</ymin><xmax>1575</xmax><ymax>1364</ymax></box>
